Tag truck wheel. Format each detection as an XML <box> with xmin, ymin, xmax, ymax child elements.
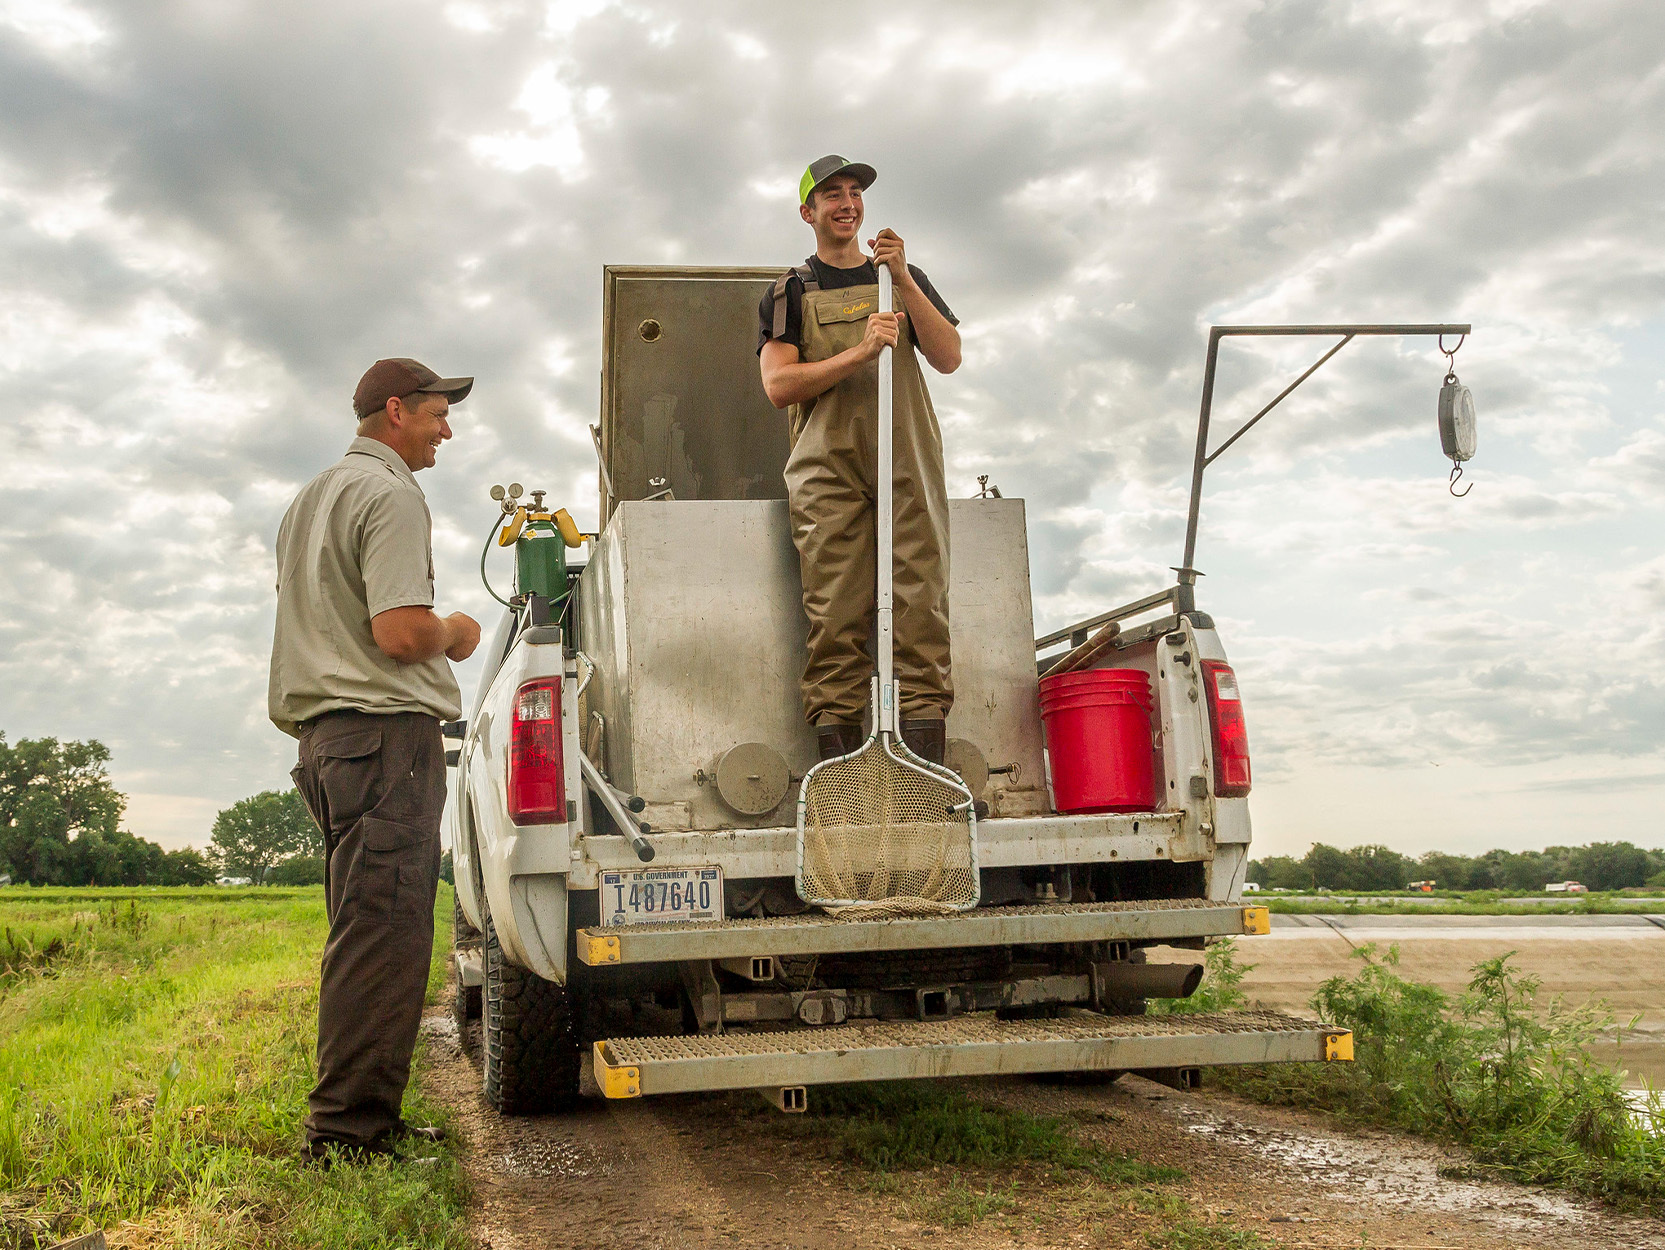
<box><xmin>453</xmin><ymin>896</ymin><xmax>483</xmax><ymax>1040</ymax></box>
<box><xmin>482</xmin><ymin>900</ymin><xmax>581</xmax><ymax>1115</ymax></box>
<box><xmin>452</xmin><ymin>973</ymin><xmax>482</xmax><ymax>1038</ymax></box>
<box><xmin>454</xmin><ymin>892</ymin><xmax>482</xmax><ymax>943</ymax></box>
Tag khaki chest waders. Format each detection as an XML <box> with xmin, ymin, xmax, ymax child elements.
<box><xmin>794</xmin><ymin>267</ymin><xmax>979</xmax><ymax>917</ymax></box>
<box><xmin>782</xmin><ymin>271</ymin><xmax>955</xmax><ymax>729</ymax></box>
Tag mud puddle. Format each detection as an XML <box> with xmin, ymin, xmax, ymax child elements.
<box><xmin>1172</xmin><ymin>1101</ymin><xmax>1609</xmax><ymax>1234</ymax></box>
<box><xmin>1152</xmin><ymin>1085</ymin><xmax>1665</xmax><ymax>1247</ymax></box>
<box><xmin>968</xmin><ymin>1072</ymin><xmax>1665</xmax><ymax>1248</ymax></box>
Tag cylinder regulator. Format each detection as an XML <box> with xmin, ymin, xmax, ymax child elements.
<box><xmin>484</xmin><ymin>483</ymin><xmax>585</xmax><ymax>608</ymax></box>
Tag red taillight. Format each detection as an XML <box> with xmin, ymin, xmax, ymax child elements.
<box><xmin>508</xmin><ymin>679</ymin><xmax>565</xmax><ymax>825</ymax></box>
<box><xmin>1200</xmin><ymin>660</ymin><xmax>1251</xmax><ymax>798</ymax></box>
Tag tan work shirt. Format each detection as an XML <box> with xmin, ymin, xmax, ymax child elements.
<box><xmin>268</xmin><ymin>437</ymin><xmax>462</xmax><ymax>738</ymax></box>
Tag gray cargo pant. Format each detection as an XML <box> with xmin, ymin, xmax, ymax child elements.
<box><xmin>291</xmin><ymin>709</ymin><xmax>444</xmax><ymax>1147</ymax></box>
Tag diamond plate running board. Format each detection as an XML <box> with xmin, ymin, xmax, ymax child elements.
<box><xmin>594</xmin><ymin>1009</ymin><xmax>1350</xmax><ymax>1098</ymax></box>
<box><xmin>577</xmin><ymin>900</ymin><xmax>1270</xmax><ymax>966</ymax></box>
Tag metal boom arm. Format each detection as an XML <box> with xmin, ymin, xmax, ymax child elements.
<box><xmin>1176</xmin><ymin>323</ymin><xmax>1472</xmax><ymax>604</ymax></box>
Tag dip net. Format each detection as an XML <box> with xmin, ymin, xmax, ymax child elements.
<box><xmin>796</xmin><ymin>736</ymin><xmax>979</xmax><ymax>918</ymax></box>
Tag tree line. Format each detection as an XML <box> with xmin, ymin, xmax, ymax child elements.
<box><xmin>1249</xmin><ymin>841</ymin><xmax>1665</xmax><ymax>893</ymax></box>
<box><xmin>0</xmin><ymin>733</ymin><xmax>322</xmax><ymax>886</ymax></box>
<box><xmin>10</xmin><ymin>731</ymin><xmax>1663</xmax><ymax>894</ymax></box>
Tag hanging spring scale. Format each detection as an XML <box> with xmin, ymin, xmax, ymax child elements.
<box><xmin>1437</xmin><ymin>333</ymin><xmax>1476</xmax><ymax>497</ymax></box>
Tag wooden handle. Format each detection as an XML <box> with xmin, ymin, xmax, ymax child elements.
<box><xmin>1041</xmin><ymin>620</ymin><xmax>1122</xmax><ymax>678</ymax></box>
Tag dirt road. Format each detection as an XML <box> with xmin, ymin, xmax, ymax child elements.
<box><xmin>421</xmin><ymin>998</ymin><xmax>1665</xmax><ymax>1250</ymax></box>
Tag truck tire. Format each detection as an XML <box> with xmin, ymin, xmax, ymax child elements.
<box><xmin>452</xmin><ymin>896</ymin><xmax>483</xmax><ymax>1041</ymax></box>
<box><xmin>454</xmin><ymin>892</ymin><xmax>482</xmax><ymax>943</ymax></box>
<box><xmin>482</xmin><ymin>900</ymin><xmax>582</xmax><ymax>1115</ymax></box>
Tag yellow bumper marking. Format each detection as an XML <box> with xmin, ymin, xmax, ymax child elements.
<box><xmin>1325</xmin><ymin>1031</ymin><xmax>1354</xmax><ymax>1062</ymax></box>
<box><xmin>578</xmin><ymin>932</ymin><xmax>621</xmax><ymax>965</ymax></box>
<box><xmin>1241</xmin><ymin>905</ymin><xmax>1271</xmax><ymax>935</ymax></box>
<box><xmin>595</xmin><ymin>1043</ymin><xmax>641</xmax><ymax>1098</ymax></box>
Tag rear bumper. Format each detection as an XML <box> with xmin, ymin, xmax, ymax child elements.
<box><xmin>594</xmin><ymin>1009</ymin><xmax>1352</xmax><ymax>1098</ymax></box>
<box><xmin>567</xmin><ymin>810</ymin><xmax>1193</xmax><ymax>888</ymax></box>
<box><xmin>578</xmin><ymin>900</ymin><xmax>1271</xmax><ymax>966</ymax></box>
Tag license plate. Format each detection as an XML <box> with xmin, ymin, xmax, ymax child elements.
<box><xmin>600</xmin><ymin>866</ymin><xmax>723</xmax><ymax>926</ymax></box>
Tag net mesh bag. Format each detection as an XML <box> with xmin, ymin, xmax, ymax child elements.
<box><xmin>796</xmin><ymin>739</ymin><xmax>979</xmax><ymax>918</ymax></box>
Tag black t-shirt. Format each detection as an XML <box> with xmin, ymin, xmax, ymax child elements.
<box><xmin>756</xmin><ymin>257</ymin><xmax>958</xmax><ymax>355</ymax></box>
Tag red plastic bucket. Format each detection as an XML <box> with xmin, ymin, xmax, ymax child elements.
<box><xmin>1039</xmin><ymin>668</ymin><xmax>1157</xmax><ymax>814</ymax></box>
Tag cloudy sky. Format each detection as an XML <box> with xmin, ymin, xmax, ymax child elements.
<box><xmin>2</xmin><ymin>0</ymin><xmax>1662</xmax><ymax>860</ymax></box>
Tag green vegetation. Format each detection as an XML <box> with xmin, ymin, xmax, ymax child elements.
<box><xmin>1249</xmin><ymin>839</ymin><xmax>1665</xmax><ymax>893</ymax></box>
<box><xmin>920</xmin><ymin>1175</ymin><xmax>1019</xmax><ymax>1226</ymax></box>
<box><xmin>209</xmin><ymin>789</ymin><xmax>322</xmax><ymax>884</ymax></box>
<box><xmin>0</xmin><ymin>734</ymin><xmax>213</xmax><ymax>886</ymax></box>
<box><xmin>1264</xmin><ymin>892</ymin><xmax>1665</xmax><ymax>915</ymax></box>
<box><xmin>782</xmin><ymin>1081</ymin><xmax>1265</xmax><ymax>1244</ymax></box>
<box><xmin>266</xmin><ymin>856</ymin><xmax>326</xmax><ymax>886</ymax></box>
<box><xmin>1</xmin><ymin>730</ymin><xmax>328</xmax><ymax>887</ymax></box>
<box><xmin>0</xmin><ymin>883</ymin><xmax>468</xmax><ymax>1248</ymax></box>
<box><xmin>1213</xmin><ymin>942</ymin><xmax>1665</xmax><ymax>1213</ymax></box>
<box><xmin>806</xmin><ymin>1080</ymin><xmax>1183</xmax><ymax>1185</ymax></box>
<box><xmin>1150</xmin><ymin>937</ymin><xmax>1251</xmax><ymax>1015</ymax></box>
<box><xmin>1138</xmin><ymin>1195</ymin><xmax>1271</xmax><ymax>1250</ymax></box>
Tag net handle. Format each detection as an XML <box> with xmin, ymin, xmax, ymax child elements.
<box><xmin>876</xmin><ymin>264</ymin><xmax>897</xmax><ymax>736</ymax></box>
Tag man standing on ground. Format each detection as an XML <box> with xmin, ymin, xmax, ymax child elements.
<box><xmin>758</xmin><ymin>155</ymin><xmax>963</xmax><ymax>764</ymax></box>
<box><xmin>269</xmin><ymin>357</ymin><xmax>481</xmax><ymax>1162</ymax></box>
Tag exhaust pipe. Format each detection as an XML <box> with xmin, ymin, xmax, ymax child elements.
<box><xmin>1094</xmin><ymin>961</ymin><xmax>1204</xmax><ymax>1002</ymax></box>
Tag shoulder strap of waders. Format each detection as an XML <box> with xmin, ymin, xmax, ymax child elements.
<box><xmin>770</xmin><ymin>259</ymin><xmax>820</xmax><ymax>341</ymax></box>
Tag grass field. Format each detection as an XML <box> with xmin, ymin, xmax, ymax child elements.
<box><xmin>0</xmin><ymin>883</ymin><xmax>468</xmax><ymax>1249</ymax></box>
<box><xmin>1260</xmin><ymin>891</ymin><xmax>1665</xmax><ymax>915</ymax></box>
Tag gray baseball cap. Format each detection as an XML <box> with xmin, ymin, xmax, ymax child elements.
<box><xmin>799</xmin><ymin>154</ymin><xmax>876</xmax><ymax>204</ymax></box>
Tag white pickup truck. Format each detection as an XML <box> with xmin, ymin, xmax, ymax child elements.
<box><xmin>445</xmin><ymin>270</ymin><xmax>1465</xmax><ymax>1114</ymax></box>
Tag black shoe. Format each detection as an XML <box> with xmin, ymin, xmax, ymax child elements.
<box><xmin>901</xmin><ymin>719</ymin><xmax>946</xmax><ymax>766</ymax></box>
<box><xmin>386</xmin><ymin>1120</ymin><xmax>445</xmax><ymax>1145</ymax></box>
<box><xmin>305</xmin><ymin>1137</ymin><xmax>394</xmax><ymax>1167</ymax></box>
<box><xmin>305</xmin><ymin>1121</ymin><xmax>444</xmax><ymax>1167</ymax></box>
<box><xmin>816</xmin><ymin>723</ymin><xmax>864</xmax><ymax>761</ymax></box>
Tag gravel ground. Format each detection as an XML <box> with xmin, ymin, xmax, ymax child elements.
<box><xmin>420</xmin><ymin>940</ymin><xmax>1665</xmax><ymax>1250</ymax></box>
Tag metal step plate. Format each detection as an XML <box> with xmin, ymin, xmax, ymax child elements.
<box><xmin>578</xmin><ymin>900</ymin><xmax>1271</xmax><ymax>966</ymax></box>
<box><xmin>594</xmin><ymin>1009</ymin><xmax>1351</xmax><ymax>1098</ymax></box>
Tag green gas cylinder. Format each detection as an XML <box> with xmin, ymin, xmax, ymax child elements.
<box><xmin>515</xmin><ymin>513</ymin><xmax>569</xmax><ymax>605</ymax></box>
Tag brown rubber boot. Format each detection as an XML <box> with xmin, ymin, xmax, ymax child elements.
<box><xmin>901</xmin><ymin>719</ymin><xmax>946</xmax><ymax>765</ymax></box>
<box><xmin>816</xmin><ymin>723</ymin><xmax>864</xmax><ymax>761</ymax></box>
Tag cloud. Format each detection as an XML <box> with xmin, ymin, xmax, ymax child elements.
<box><xmin>0</xmin><ymin>0</ymin><xmax>1663</xmax><ymax>851</ymax></box>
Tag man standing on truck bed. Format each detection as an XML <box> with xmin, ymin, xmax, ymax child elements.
<box><xmin>269</xmin><ymin>357</ymin><xmax>481</xmax><ymax>1163</ymax></box>
<box><xmin>758</xmin><ymin>154</ymin><xmax>963</xmax><ymax>764</ymax></box>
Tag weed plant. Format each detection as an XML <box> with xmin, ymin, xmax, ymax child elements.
<box><xmin>0</xmin><ymin>884</ymin><xmax>467</xmax><ymax>1248</ymax></box>
<box><xmin>1149</xmin><ymin>939</ymin><xmax>1251</xmax><ymax>1016</ymax></box>
<box><xmin>1217</xmin><ymin>942</ymin><xmax>1665</xmax><ymax>1213</ymax></box>
<box><xmin>789</xmin><ymin>1082</ymin><xmax>1272</xmax><ymax>1243</ymax></box>
<box><xmin>806</xmin><ymin>1080</ymin><xmax>1183</xmax><ymax>1185</ymax></box>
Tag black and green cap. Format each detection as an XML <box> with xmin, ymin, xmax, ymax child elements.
<box><xmin>799</xmin><ymin>154</ymin><xmax>876</xmax><ymax>205</ymax></box>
